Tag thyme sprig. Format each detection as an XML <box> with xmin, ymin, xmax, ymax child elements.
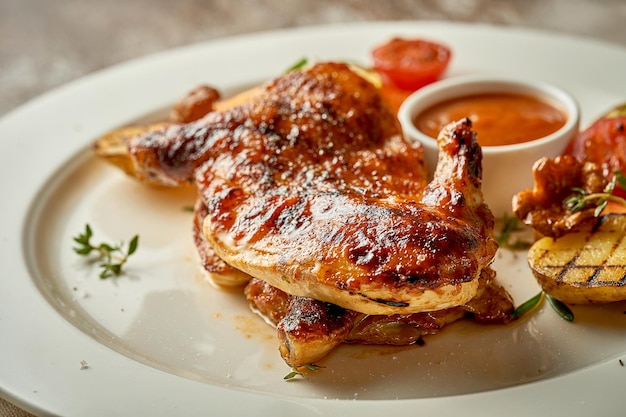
<box><xmin>73</xmin><ymin>224</ymin><xmax>139</xmax><ymax>279</ymax></box>
<box><xmin>513</xmin><ymin>291</ymin><xmax>574</xmax><ymax>322</ymax></box>
<box><xmin>564</xmin><ymin>170</ymin><xmax>626</xmax><ymax>216</ymax></box>
<box><xmin>284</xmin><ymin>363</ymin><xmax>324</xmax><ymax>380</ymax></box>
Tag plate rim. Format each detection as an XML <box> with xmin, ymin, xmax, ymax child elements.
<box><xmin>2</xmin><ymin>20</ymin><xmax>626</xmax><ymax>416</ymax></box>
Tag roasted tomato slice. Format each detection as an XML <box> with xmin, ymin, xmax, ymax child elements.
<box><xmin>372</xmin><ymin>37</ymin><xmax>452</xmax><ymax>91</ymax></box>
<box><xmin>565</xmin><ymin>116</ymin><xmax>626</xmax><ymax>174</ymax></box>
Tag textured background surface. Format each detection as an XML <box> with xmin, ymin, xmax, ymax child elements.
<box><xmin>1</xmin><ymin>0</ymin><xmax>625</xmax><ymax>415</ymax></box>
<box><xmin>2</xmin><ymin>0</ymin><xmax>626</xmax><ymax>117</ymax></box>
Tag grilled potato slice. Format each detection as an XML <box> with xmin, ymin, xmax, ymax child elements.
<box><xmin>528</xmin><ymin>213</ymin><xmax>626</xmax><ymax>304</ymax></box>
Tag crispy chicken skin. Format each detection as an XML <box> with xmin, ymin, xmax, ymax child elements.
<box><xmin>128</xmin><ymin>63</ymin><xmax>427</xmax><ymax>192</ymax></box>
<box><xmin>512</xmin><ymin>155</ymin><xmax>608</xmax><ymax>237</ymax></box>
<box><xmin>124</xmin><ymin>63</ymin><xmax>496</xmax><ymax>315</ymax></box>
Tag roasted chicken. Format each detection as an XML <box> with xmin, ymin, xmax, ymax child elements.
<box><xmin>202</xmin><ymin>114</ymin><xmax>497</xmax><ymax>315</ymax></box>
<box><xmin>95</xmin><ymin>62</ymin><xmax>513</xmax><ymax>368</ymax></box>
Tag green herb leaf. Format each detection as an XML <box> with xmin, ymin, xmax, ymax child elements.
<box><xmin>606</xmin><ymin>177</ymin><xmax>617</xmax><ymax>193</ymax></box>
<box><xmin>283</xmin><ymin>370</ymin><xmax>300</xmax><ymax>380</ymax></box>
<box><xmin>100</xmin><ymin>263</ymin><xmax>121</xmax><ymax>279</ymax></box>
<box><xmin>72</xmin><ymin>224</ymin><xmax>94</xmax><ymax>254</ymax></box>
<box><xmin>127</xmin><ymin>235</ymin><xmax>139</xmax><ymax>256</ymax></box>
<box><xmin>285</xmin><ymin>57</ymin><xmax>309</xmax><ymax>73</ymax></box>
<box><xmin>303</xmin><ymin>364</ymin><xmax>323</xmax><ymax>371</ymax></box>
<box><xmin>98</xmin><ymin>243</ymin><xmax>118</xmax><ymax>252</ymax></box>
<box><xmin>564</xmin><ymin>171</ymin><xmax>626</xmax><ymax>216</ymax></box>
<box><xmin>594</xmin><ymin>200</ymin><xmax>608</xmax><ymax>217</ymax></box>
<box><xmin>513</xmin><ymin>292</ymin><xmax>543</xmax><ymax>319</ymax></box>
<box><xmin>73</xmin><ymin>224</ymin><xmax>140</xmax><ymax>279</ymax></box>
<box><xmin>283</xmin><ymin>363</ymin><xmax>324</xmax><ymax>380</ymax></box>
<box><xmin>513</xmin><ymin>291</ymin><xmax>574</xmax><ymax>322</ymax></box>
<box><xmin>545</xmin><ymin>294</ymin><xmax>575</xmax><ymax>322</ymax></box>
<box><xmin>615</xmin><ymin>171</ymin><xmax>626</xmax><ymax>190</ymax></box>
<box><xmin>74</xmin><ymin>246</ymin><xmax>93</xmax><ymax>256</ymax></box>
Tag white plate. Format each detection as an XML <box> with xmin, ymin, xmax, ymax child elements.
<box><xmin>1</xmin><ymin>21</ymin><xmax>626</xmax><ymax>417</ymax></box>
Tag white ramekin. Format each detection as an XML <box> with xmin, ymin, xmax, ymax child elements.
<box><xmin>397</xmin><ymin>75</ymin><xmax>580</xmax><ymax>217</ymax></box>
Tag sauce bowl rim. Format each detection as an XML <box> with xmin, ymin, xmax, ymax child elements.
<box><xmin>397</xmin><ymin>74</ymin><xmax>581</xmax><ymax>154</ymax></box>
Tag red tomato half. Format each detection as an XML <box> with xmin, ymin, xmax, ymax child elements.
<box><xmin>372</xmin><ymin>38</ymin><xmax>452</xmax><ymax>91</ymax></box>
<box><xmin>564</xmin><ymin>116</ymin><xmax>626</xmax><ymax>174</ymax></box>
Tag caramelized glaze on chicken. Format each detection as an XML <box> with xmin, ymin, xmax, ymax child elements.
<box><xmin>202</xmin><ymin>117</ymin><xmax>496</xmax><ymax>315</ymax></box>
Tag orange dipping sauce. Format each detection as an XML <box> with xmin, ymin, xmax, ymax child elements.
<box><xmin>413</xmin><ymin>93</ymin><xmax>567</xmax><ymax>146</ymax></box>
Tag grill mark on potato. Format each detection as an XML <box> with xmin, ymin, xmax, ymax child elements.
<box><xmin>588</xmin><ymin>267</ymin><xmax>602</xmax><ymax>283</ymax></box>
<box><xmin>556</xmin><ymin>248</ymin><xmax>582</xmax><ymax>284</ymax></box>
<box><xmin>527</xmin><ymin>214</ymin><xmax>626</xmax><ymax>303</ymax></box>
<box><xmin>584</xmin><ymin>232</ymin><xmax>625</xmax><ymax>285</ymax></box>
<box><xmin>541</xmin><ymin>231</ymin><xmax>626</xmax><ymax>287</ymax></box>
<box><xmin>590</xmin><ymin>232</ymin><xmax>626</xmax><ymax>285</ymax></box>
